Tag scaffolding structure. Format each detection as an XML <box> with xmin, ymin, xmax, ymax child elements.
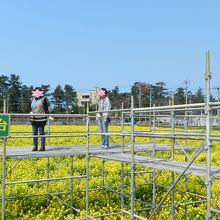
<box><xmin>1</xmin><ymin>50</ymin><xmax>220</xmax><ymax>219</ymax></box>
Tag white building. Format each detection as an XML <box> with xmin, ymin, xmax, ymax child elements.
<box><xmin>77</xmin><ymin>90</ymin><xmax>98</xmax><ymax>107</ymax></box>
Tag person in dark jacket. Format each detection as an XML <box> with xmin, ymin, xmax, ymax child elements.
<box><xmin>30</xmin><ymin>87</ymin><xmax>50</xmax><ymax>151</ymax></box>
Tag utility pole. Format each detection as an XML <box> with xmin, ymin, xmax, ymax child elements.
<box><xmin>188</xmin><ymin>91</ymin><xmax>192</xmax><ymax>126</ymax></box>
<box><xmin>150</xmin><ymin>85</ymin><xmax>152</xmax><ymax>107</ymax></box>
<box><xmin>2</xmin><ymin>82</ymin><xmax>10</xmax><ymax>113</ymax></box>
<box><xmin>184</xmin><ymin>80</ymin><xmax>189</xmax><ymax>105</ymax></box>
<box><xmin>184</xmin><ymin>80</ymin><xmax>189</xmax><ymax>129</ymax></box>
<box><xmin>94</xmin><ymin>86</ymin><xmax>99</xmax><ymax>111</ymax></box>
<box><xmin>138</xmin><ymin>83</ymin><xmax>141</xmax><ymax>123</ymax></box>
<box><xmin>217</xmin><ymin>87</ymin><xmax>220</xmax><ymax>102</ymax></box>
<box><xmin>6</xmin><ymin>95</ymin><xmax>9</xmax><ymax>113</ymax></box>
<box><xmin>138</xmin><ymin>83</ymin><xmax>141</xmax><ymax>108</ymax></box>
<box><xmin>216</xmin><ymin>87</ymin><xmax>220</xmax><ymax>127</ymax></box>
<box><xmin>188</xmin><ymin>91</ymin><xmax>192</xmax><ymax>104</ymax></box>
<box><xmin>3</xmin><ymin>99</ymin><xmax>6</xmax><ymax>114</ymax></box>
<box><xmin>169</xmin><ymin>91</ymin><xmax>174</xmax><ymax>106</ymax></box>
<box><xmin>149</xmin><ymin>85</ymin><xmax>153</xmax><ymax>129</ymax></box>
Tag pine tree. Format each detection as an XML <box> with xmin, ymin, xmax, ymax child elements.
<box><xmin>8</xmin><ymin>74</ymin><xmax>22</xmax><ymax>112</ymax></box>
<box><xmin>51</xmin><ymin>85</ymin><xmax>65</xmax><ymax>113</ymax></box>
<box><xmin>174</xmin><ymin>87</ymin><xmax>185</xmax><ymax>104</ymax></box>
<box><xmin>64</xmin><ymin>84</ymin><xmax>77</xmax><ymax>113</ymax></box>
<box><xmin>194</xmin><ymin>87</ymin><xmax>204</xmax><ymax>103</ymax></box>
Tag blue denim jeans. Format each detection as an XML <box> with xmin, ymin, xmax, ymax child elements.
<box><xmin>98</xmin><ymin>118</ymin><xmax>109</xmax><ymax>146</ymax></box>
<box><xmin>32</xmin><ymin>125</ymin><xmax>45</xmax><ymax>147</ymax></box>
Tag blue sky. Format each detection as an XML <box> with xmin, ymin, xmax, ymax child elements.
<box><xmin>0</xmin><ymin>1</ymin><xmax>220</xmax><ymax>95</ymax></box>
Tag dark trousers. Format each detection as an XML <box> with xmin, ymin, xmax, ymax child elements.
<box><xmin>32</xmin><ymin>125</ymin><xmax>45</xmax><ymax>147</ymax></box>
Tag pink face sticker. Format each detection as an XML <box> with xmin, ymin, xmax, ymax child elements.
<box><xmin>32</xmin><ymin>89</ymin><xmax>44</xmax><ymax>98</ymax></box>
<box><xmin>97</xmin><ymin>89</ymin><xmax>106</xmax><ymax>97</ymax></box>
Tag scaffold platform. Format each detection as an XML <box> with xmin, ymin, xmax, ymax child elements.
<box><xmin>0</xmin><ymin>143</ymin><xmax>196</xmax><ymax>159</ymax></box>
<box><xmin>95</xmin><ymin>153</ymin><xmax>220</xmax><ymax>179</ymax></box>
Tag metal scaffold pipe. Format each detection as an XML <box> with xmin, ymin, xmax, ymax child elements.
<box><xmin>86</xmin><ymin>103</ymin><xmax>90</xmax><ymax>219</ymax></box>
<box><xmin>120</xmin><ymin>102</ymin><xmax>125</xmax><ymax>214</ymax></box>
<box><xmin>205</xmin><ymin>49</ymin><xmax>212</xmax><ymax>220</ymax></box>
<box><xmin>130</xmin><ymin>96</ymin><xmax>135</xmax><ymax>220</ymax></box>
<box><xmin>171</xmin><ymin>95</ymin><xmax>175</xmax><ymax>220</ymax></box>
<box><xmin>2</xmin><ymin>100</ymin><xmax>7</xmax><ymax>220</ymax></box>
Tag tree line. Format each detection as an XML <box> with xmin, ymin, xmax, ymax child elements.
<box><xmin>0</xmin><ymin>74</ymin><xmax>77</xmax><ymax>113</ymax></box>
<box><xmin>0</xmin><ymin>74</ymin><xmax>215</xmax><ymax>113</ymax></box>
<box><xmin>109</xmin><ymin>82</ymin><xmax>215</xmax><ymax>109</ymax></box>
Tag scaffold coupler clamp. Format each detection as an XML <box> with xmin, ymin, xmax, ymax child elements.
<box><xmin>204</xmin><ymin>141</ymin><xmax>212</xmax><ymax>150</ymax></box>
<box><xmin>86</xmin><ymin>116</ymin><xmax>90</xmax><ymax>123</ymax></box>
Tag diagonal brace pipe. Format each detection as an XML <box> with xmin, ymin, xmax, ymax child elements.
<box><xmin>148</xmin><ymin>147</ymin><xmax>204</xmax><ymax>220</ymax></box>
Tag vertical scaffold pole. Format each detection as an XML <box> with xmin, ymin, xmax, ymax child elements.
<box><xmin>86</xmin><ymin>103</ymin><xmax>90</xmax><ymax>219</ymax></box>
<box><xmin>48</xmin><ymin>117</ymin><xmax>51</xmax><ymax>147</ymax></box>
<box><xmin>2</xmin><ymin>100</ymin><xmax>7</xmax><ymax>220</ymax></box>
<box><xmin>2</xmin><ymin>137</ymin><xmax>6</xmax><ymax>220</ymax></box>
<box><xmin>47</xmin><ymin>114</ymin><xmax>51</xmax><ymax>205</ymax></box>
<box><xmin>171</xmin><ymin>96</ymin><xmax>175</xmax><ymax>220</ymax></box>
<box><xmin>46</xmin><ymin>157</ymin><xmax>50</xmax><ymax>206</ymax></box>
<box><xmin>184</xmin><ymin>81</ymin><xmax>189</xmax><ymax>216</ymax></box>
<box><xmin>130</xmin><ymin>96</ymin><xmax>135</xmax><ymax>220</ymax></box>
<box><xmin>205</xmin><ymin>50</ymin><xmax>212</xmax><ymax>220</ymax></box>
<box><xmin>121</xmin><ymin>103</ymin><xmax>125</xmax><ymax>212</ymax></box>
<box><xmin>70</xmin><ymin>156</ymin><xmax>74</xmax><ymax>214</ymax></box>
<box><xmin>101</xmin><ymin>160</ymin><xmax>105</xmax><ymax>190</ymax></box>
<box><xmin>152</xmin><ymin>104</ymin><xmax>156</xmax><ymax>209</ymax></box>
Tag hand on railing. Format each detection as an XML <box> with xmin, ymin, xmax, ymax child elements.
<box><xmin>49</xmin><ymin>116</ymin><xmax>54</xmax><ymax>121</ymax></box>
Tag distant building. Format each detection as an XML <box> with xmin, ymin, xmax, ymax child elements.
<box><xmin>77</xmin><ymin>90</ymin><xmax>98</xmax><ymax>107</ymax></box>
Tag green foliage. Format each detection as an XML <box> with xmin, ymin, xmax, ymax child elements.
<box><xmin>131</xmin><ymin>82</ymin><xmax>151</xmax><ymax>108</ymax></box>
<box><xmin>51</xmin><ymin>85</ymin><xmax>66</xmax><ymax>113</ymax></box>
<box><xmin>50</xmin><ymin>84</ymin><xmax>78</xmax><ymax>113</ymax></box>
<box><xmin>152</xmin><ymin>81</ymin><xmax>169</xmax><ymax>103</ymax></box>
<box><xmin>0</xmin><ymin>74</ymin><xmax>217</xmax><ymax>113</ymax></box>
<box><xmin>109</xmin><ymin>86</ymin><xmax>131</xmax><ymax>109</ymax></box>
<box><xmin>174</xmin><ymin>87</ymin><xmax>185</xmax><ymax>104</ymax></box>
<box><xmin>193</xmin><ymin>87</ymin><xmax>204</xmax><ymax>103</ymax></box>
<box><xmin>64</xmin><ymin>84</ymin><xmax>77</xmax><ymax>113</ymax></box>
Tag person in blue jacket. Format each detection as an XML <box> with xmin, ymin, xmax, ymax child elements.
<box><xmin>97</xmin><ymin>88</ymin><xmax>111</xmax><ymax>149</ymax></box>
